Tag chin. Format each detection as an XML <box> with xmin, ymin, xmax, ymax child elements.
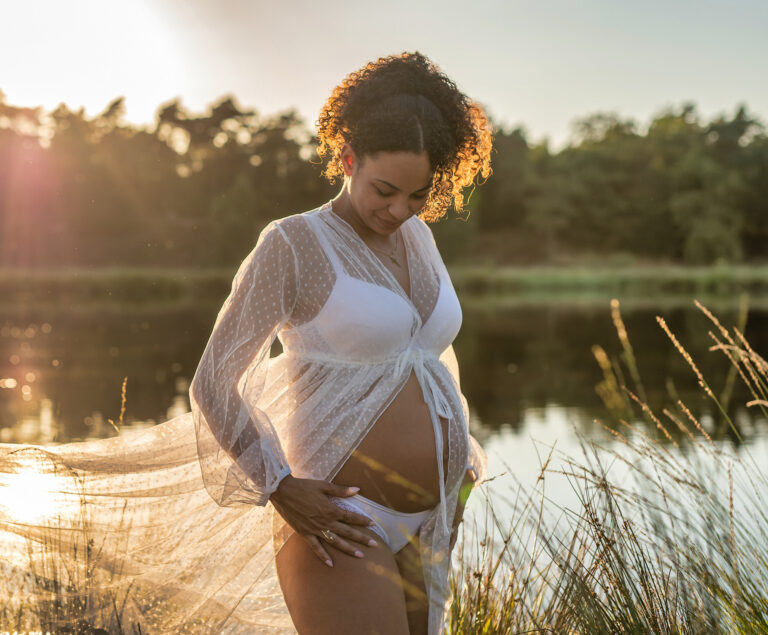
<box><xmin>376</xmin><ymin>216</ymin><xmax>399</xmax><ymax>232</ymax></box>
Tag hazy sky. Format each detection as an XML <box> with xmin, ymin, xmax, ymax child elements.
<box><xmin>2</xmin><ymin>0</ymin><xmax>766</xmax><ymax>150</ymax></box>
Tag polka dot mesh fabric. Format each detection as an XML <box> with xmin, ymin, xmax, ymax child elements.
<box><xmin>0</xmin><ymin>199</ymin><xmax>487</xmax><ymax>635</ymax></box>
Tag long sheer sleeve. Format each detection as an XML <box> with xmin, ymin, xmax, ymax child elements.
<box><xmin>189</xmin><ymin>220</ymin><xmax>298</xmax><ymax>508</ymax></box>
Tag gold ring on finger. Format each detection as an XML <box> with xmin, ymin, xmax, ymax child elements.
<box><xmin>321</xmin><ymin>528</ymin><xmax>335</xmax><ymax>543</ymax></box>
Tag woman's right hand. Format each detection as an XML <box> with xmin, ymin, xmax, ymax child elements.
<box><xmin>269</xmin><ymin>474</ymin><xmax>378</xmax><ymax>567</ymax></box>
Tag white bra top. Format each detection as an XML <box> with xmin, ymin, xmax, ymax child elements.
<box><xmin>297</xmin><ymin>253</ymin><xmax>462</xmax><ymax>362</ymax></box>
<box><xmin>277</xmin><ymin>203</ymin><xmax>463</xmax><ymax>368</ymax></box>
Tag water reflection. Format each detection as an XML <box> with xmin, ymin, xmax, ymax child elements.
<box><xmin>0</xmin><ymin>299</ymin><xmax>766</xmax><ymax>447</ymax></box>
<box><xmin>2</xmin><ymin>293</ymin><xmax>766</xmax><ymax>613</ymax></box>
<box><xmin>0</xmin><ymin>397</ymin><xmax>57</xmax><ymax>444</ymax></box>
<box><xmin>0</xmin><ymin>304</ymin><xmax>200</xmax><ymax>443</ymax></box>
<box><xmin>462</xmin><ymin>399</ymin><xmax>768</xmax><ymax>576</ymax></box>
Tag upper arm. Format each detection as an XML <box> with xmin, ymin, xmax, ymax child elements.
<box><xmin>191</xmin><ymin>221</ymin><xmax>299</xmax><ymax>415</ymax></box>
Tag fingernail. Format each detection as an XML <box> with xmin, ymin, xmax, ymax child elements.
<box><xmin>368</xmin><ymin>539</ymin><xmax>378</xmax><ymax>547</ymax></box>
<box><xmin>354</xmin><ymin>550</ymin><xmax>364</xmax><ymax>558</ymax></box>
<box><xmin>325</xmin><ymin>559</ymin><xmax>333</xmax><ymax>567</ymax></box>
<box><xmin>348</xmin><ymin>487</ymin><xmax>360</xmax><ymax>494</ymax></box>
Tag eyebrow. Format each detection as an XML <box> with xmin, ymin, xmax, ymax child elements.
<box><xmin>374</xmin><ymin>178</ymin><xmax>432</xmax><ymax>193</ymax></box>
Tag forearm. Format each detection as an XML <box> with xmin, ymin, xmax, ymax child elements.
<box><xmin>193</xmin><ymin>384</ymin><xmax>249</xmax><ymax>462</ymax></box>
<box><xmin>193</xmin><ymin>384</ymin><xmax>291</xmax><ymax>500</ymax></box>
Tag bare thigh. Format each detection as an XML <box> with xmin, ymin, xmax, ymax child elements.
<box><xmin>394</xmin><ymin>537</ymin><xmax>429</xmax><ymax>635</ymax></box>
<box><xmin>275</xmin><ymin>526</ymin><xmax>410</xmax><ymax>635</ymax></box>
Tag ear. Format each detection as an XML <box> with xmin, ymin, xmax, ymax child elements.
<box><xmin>340</xmin><ymin>143</ymin><xmax>357</xmax><ymax>176</ymax></box>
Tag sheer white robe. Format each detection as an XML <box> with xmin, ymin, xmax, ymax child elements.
<box><xmin>0</xmin><ymin>199</ymin><xmax>487</xmax><ymax>634</ymax></box>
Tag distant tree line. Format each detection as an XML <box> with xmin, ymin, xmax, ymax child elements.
<box><xmin>0</xmin><ymin>89</ymin><xmax>765</xmax><ymax>268</ymax></box>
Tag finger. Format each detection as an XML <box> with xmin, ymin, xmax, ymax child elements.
<box><xmin>304</xmin><ymin>534</ymin><xmax>334</xmax><ymax>568</ymax></box>
<box><xmin>324</xmin><ymin>532</ymin><xmax>365</xmax><ymax>559</ymax></box>
<box><xmin>331</xmin><ymin>521</ymin><xmax>379</xmax><ymax>548</ymax></box>
<box><xmin>322</xmin><ymin>481</ymin><xmax>360</xmax><ymax>497</ymax></box>
<box><xmin>337</xmin><ymin>507</ymin><xmax>376</xmax><ymax>528</ymax></box>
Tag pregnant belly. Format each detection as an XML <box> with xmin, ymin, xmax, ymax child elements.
<box><xmin>332</xmin><ymin>368</ymin><xmax>450</xmax><ymax>513</ymax></box>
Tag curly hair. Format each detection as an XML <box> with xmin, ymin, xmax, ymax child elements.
<box><xmin>314</xmin><ymin>51</ymin><xmax>494</xmax><ymax>222</ymax></box>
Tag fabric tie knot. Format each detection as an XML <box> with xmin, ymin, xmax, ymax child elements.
<box><xmin>392</xmin><ymin>343</ymin><xmax>451</xmax><ymax>419</ymax></box>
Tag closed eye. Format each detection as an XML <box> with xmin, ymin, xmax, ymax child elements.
<box><xmin>374</xmin><ymin>185</ymin><xmax>430</xmax><ymax>199</ymax></box>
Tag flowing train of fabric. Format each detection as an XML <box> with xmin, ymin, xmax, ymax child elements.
<box><xmin>0</xmin><ymin>413</ymin><xmax>296</xmax><ymax>634</ymax></box>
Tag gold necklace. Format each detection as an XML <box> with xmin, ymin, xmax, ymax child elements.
<box><xmin>329</xmin><ymin>200</ymin><xmax>403</xmax><ymax>267</ymax></box>
<box><xmin>368</xmin><ymin>231</ymin><xmax>401</xmax><ymax>267</ymax></box>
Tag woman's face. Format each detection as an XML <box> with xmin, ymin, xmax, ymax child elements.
<box><xmin>338</xmin><ymin>143</ymin><xmax>433</xmax><ymax>237</ymax></box>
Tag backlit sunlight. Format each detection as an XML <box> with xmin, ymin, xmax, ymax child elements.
<box><xmin>0</xmin><ymin>1</ymin><xmax>186</xmax><ymax>125</ymax></box>
<box><xmin>0</xmin><ymin>466</ymin><xmax>70</xmax><ymax>525</ymax></box>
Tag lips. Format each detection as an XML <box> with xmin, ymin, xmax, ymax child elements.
<box><xmin>378</xmin><ymin>216</ymin><xmax>399</xmax><ymax>230</ymax></box>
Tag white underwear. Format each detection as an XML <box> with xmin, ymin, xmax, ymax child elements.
<box><xmin>328</xmin><ymin>493</ymin><xmax>433</xmax><ymax>553</ymax></box>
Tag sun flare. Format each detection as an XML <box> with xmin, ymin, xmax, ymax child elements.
<box><xmin>0</xmin><ymin>469</ymin><xmax>68</xmax><ymax>525</ymax></box>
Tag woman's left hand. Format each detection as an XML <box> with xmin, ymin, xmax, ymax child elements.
<box><xmin>449</xmin><ymin>467</ymin><xmax>477</xmax><ymax>551</ymax></box>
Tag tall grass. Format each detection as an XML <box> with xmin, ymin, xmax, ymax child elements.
<box><xmin>0</xmin><ymin>458</ymin><xmax>142</xmax><ymax>633</ymax></box>
<box><xmin>0</xmin><ymin>387</ymin><xmax>217</xmax><ymax>634</ymax></box>
<box><xmin>449</xmin><ymin>296</ymin><xmax>768</xmax><ymax>634</ymax></box>
<box><xmin>3</xmin><ymin>296</ymin><xmax>766</xmax><ymax>633</ymax></box>
<box><xmin>0</xmin><ymin>475</ymin><xmax>223</xmax><ymax>633</ymax></box>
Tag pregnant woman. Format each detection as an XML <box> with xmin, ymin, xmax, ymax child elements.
<box><xmin>0</xmin><ymin>51</ymin><xmax>491</xmax><ymax>635</ymax></box>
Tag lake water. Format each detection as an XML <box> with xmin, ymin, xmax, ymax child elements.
<box><xmin>1</xmin><ymin>294</ymin><xmax>766</xmax><ymax>536</ymax></box>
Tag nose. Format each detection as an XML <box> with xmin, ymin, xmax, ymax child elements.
<box><xmin>387</xmin><ymin>200</ymin><xmax>415</xmax><ymax>222</ymax></box>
